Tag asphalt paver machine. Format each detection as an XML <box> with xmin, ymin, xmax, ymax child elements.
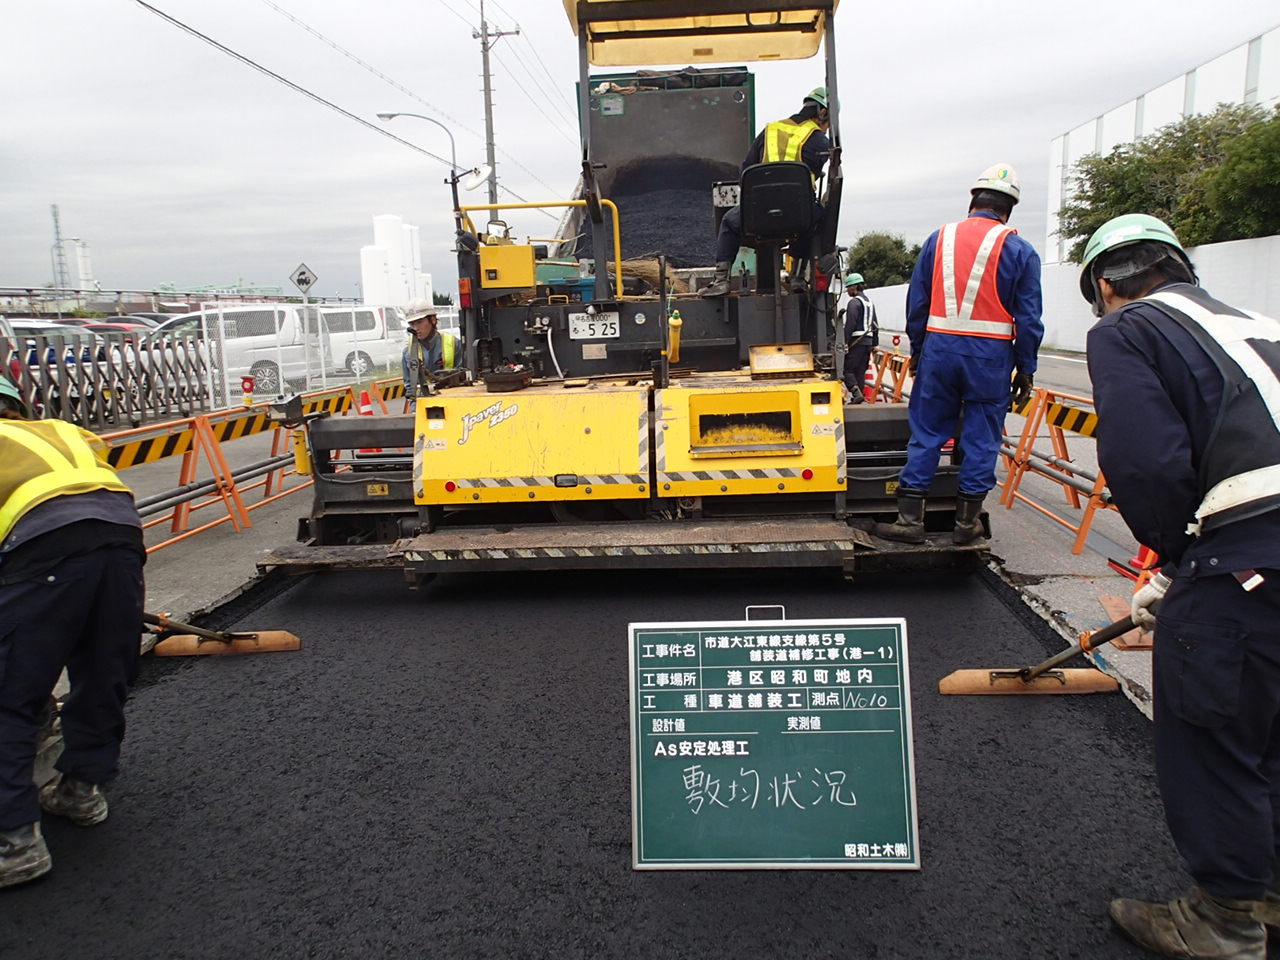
<box><xmin>263</xmin><ymin>0</ymin><xmax>980</xmax><ymax>587</ymax></box>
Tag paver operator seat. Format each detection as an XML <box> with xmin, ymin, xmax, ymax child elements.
<box><xmin>739</xmin><ymin>160</ymin><xmax>816</xmax><ymax>295</ymax></box>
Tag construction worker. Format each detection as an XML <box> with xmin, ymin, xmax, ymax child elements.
<box><xmin>841</xmin><ymin>273</ymin><xmax>878</xmax><ymax>403</ymax></box>
<box><xmin>874</xmin><ymin>163</ymin><xmax>1043</xmax><ymax>545</ymax></box>
<box><xmin>0</xmin><ymin>379</ymin><xmax>145</xmax><ymax>889</ymax></box>
<box><xmin>1081</xmin><ymin>214</ymin><xmax>1280</xmax><ymax>959</ymax></box>
<box><xmin>701</xmin><ymin>87</ymin><xmax>831</xmax><ymax>298</ymax></box>
<box><xmin>401</xmin><ymin>299</ymin><xmax>459</xmax><ymax>398</ymax></box>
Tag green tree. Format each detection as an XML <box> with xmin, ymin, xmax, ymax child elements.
<box><xmin>432</xmin><ymin>292</ymin><xmax>455</xmax><ymax>306</ymax></box>
<box><xmin>1056</xmin><ymin>103</ymin><xmax>1273</xmax><ymax>261</ymax></box>
<box><xmin>1201</xmin><ymin>111</ymin><xmax>1280</xmax><ymax>243</ymax></box>
<box><xmin>846</xmin><ymin>232</ymin><xmax>921</xmax><ymax>287</ymax></box>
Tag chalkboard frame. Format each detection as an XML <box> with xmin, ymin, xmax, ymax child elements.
<box><xmin>629</xmin><ymin>616</ymin><xmax>919</xmax><ymax>870</ymax></box>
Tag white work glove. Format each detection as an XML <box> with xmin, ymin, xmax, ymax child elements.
<box><xmin>1130</xmin><ymin>572</ymin><xmax>1172</xmax><ymax>633</ymax></box>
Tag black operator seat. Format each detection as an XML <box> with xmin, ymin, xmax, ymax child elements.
<box><xmin>738</xmin><ymin>161</ymin><xmax>816</xmax><ymax>294</ymax></box>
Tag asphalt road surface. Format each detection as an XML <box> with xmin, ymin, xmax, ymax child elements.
<box><xmin>2</xmin><ymin>567</ymin><xmax>1204</xmax><ymax>959</ymax></box>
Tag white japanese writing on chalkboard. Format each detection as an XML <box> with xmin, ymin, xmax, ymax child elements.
<box><xmin>682</xmin><ymin>764</ymin><xmax>859</xmax><ymax>814</ymax></box>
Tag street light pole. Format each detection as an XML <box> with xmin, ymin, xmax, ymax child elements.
<box><xmin>377</xmin><ymin>111</ymin><xmax>466</xmax><ymax>231</ymax></box>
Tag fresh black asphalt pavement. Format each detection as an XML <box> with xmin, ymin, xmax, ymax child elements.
<box><xmin>3</xmin><ymin>567</ymin><xmax>1200</xmax><ymax>959</ymax></box>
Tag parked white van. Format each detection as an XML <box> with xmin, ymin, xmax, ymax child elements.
<box><xmin>155</xmin><ymin>303</ymin><xmax>406</xmax><ymax>393</ymax></box>
<box><xmin>317</xmin><ymin>304</ymin><xmax>406</xmax><ymax>377</ymax></box>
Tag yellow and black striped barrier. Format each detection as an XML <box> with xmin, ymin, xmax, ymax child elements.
<box><xmin>104</xmin><ymin>387</ymin><xmax>355</xmax><ymax>469</ymax></box>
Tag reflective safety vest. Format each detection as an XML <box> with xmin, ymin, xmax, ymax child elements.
<box><xmin>926</xmin><ymin>217</ymin><xmax>1016</xmax><ymax>340</ymax></box>
<box><xmin>1140</xmin><ymin>284</ymin><xmax>1280</xmax><ymax>535</ymax></box>
<box><xmin>762</xmin><ymin>118</ymin><xmax>822</xmax><ymax>172</ymax></box>
<box><xmin>409</xmin><ymin>332</ymin><xmax>458</xmax><ymax>374</ymax></box>
<box><xmin>0</xmin><ymin>419</ymin><xmax>131</xmax><ymax>542</ymax></box>
<box><xmin>847</xmin><ymin>294</ymin><xmax>878</xmax><ymax>340</ymax></box>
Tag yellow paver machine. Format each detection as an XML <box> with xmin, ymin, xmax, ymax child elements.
<box><xmin>262</xmin><ymin>1</ymin><xmax>986</xmax><ymax>587</ymax></box>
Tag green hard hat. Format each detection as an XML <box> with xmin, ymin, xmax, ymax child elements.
<box><xmin>1078</xmin><ymin>213</ymin><xmax>1194</xmax><ymax>310</ymax></box>
<box><xmin>845</xmin><ymin>273</ymin><xmax>865</xmax><ymax>287</ymax></box>
<box><xmin>0</xmin><ymin>377</ymin><xmax>31</xmax><ymax>418</ymax></box>
<box><xmin>804</xmin><ymin>86</ymin><xmax>828</xmax><ymax>109</ymax></box>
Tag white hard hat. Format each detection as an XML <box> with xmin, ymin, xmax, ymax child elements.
<box><xmin>971</xmin><ymin>163</ymin><xmax>1021</xmax><ymax>204</ymax></box>
<box><xmin>405</xmin><ymin>298</ymin><xmax>438</xmax><ymax>322</ymax></box>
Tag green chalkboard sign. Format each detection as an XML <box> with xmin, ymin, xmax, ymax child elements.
<box><xmin>629</xmin><ymin>617</ymin><xmax>919</xmax><ymax>870</ymax></box>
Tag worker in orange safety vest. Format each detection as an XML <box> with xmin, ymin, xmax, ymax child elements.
<box><xmin>874</xmin><ymin>163</ymin><xmax>1044</xmax><ymax>545</ymax></box>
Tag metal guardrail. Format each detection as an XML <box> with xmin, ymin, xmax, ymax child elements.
<box><xmin>102</xmin><ymin>386</ymin><xmax>358</xmax><ymax>553</ymax></box>
<box><xmin>4</xmin><ymin>330</ymin><xmax>213</xmax><ymax>430</ymax></box>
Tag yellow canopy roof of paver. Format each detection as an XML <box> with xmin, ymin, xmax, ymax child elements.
<box><xmin>562</xmin><ymin>0</ymin><xmax>838</xmax><ymax>66</ymax></box>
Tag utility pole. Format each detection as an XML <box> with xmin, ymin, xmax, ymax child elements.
<box><xmin>473</xmin><ymin>0</ymin><xmax>519</xmax><ymax>206</ymax></box>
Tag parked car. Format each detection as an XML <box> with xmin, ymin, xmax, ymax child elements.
<box><xmin>120</xmin><ymin>312</ymin><xmax>179</xmax><ymax>324</ymax></box>
<box><xmin>156</xmin><ymin>304</ymin><xmax>407</xmax><ymax>391</ymax></box>
<box><xmin>317</xmin><ymin>304</ymin><xmax>406</xmax><ymax>376</ymax></box>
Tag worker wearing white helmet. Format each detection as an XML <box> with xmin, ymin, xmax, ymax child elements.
<box><xmin>401</xmin><ymin>298</ymin><xmax>460</xmax><ymax>398</ymax></box>
<box><xmin>1083</xmin><ymin>214</ymin><xmax>1280</xmax><ymax>959</ymax></box>
<box><xmin>874</xmin><ymin>162</ymin><xmax>1043</xmax><ymax>546</ymax></box>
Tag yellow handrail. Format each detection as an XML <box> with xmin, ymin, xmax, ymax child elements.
<box><xmin>459</xmin><ymin>199</ymin><xmax>623</xmax><ymax>299</ymax></box>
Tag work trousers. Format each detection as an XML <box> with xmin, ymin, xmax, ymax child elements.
<box><xmin>842</xmin><ymin>341</ymin><xmax>873</xmax><ymax>397</ymax></box>
<box><xmin>899</xmin><ymin>347</ymin><xmax>1010</xmax><ymax>496</ymax></box>
<box><xmin>0</xmin><ymin>545</ymin><xmax>144</xmax><ymax>830</ymax></box>
<box><xmin>1153</xmin><ymin>572</ymin><xmax>1280</xmax><ymax>899</ymax></box>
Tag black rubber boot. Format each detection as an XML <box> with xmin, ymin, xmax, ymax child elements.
<box><xmin>952</xmin><ymin>492</ymin><xmax>986</xmax><ymax>545</ymax></box>
<box><xmin>700</xmin><ymin>262</ymin><xmax>733</xmax><ymax>298</ymax></box>
<box><xmin>39</xmin><ymin>775</ymin><xmax>109</xmax><ymax>826</ymax></box>
<box><xmin>872</xmin><ymin>488</ymin><xmax>927</xmax><ymax>544</ymax></box>
<box><xmin>0</xmin><ymin>822</ymin><xmax>51</xmax><ymax>889</ymax></box>
<box><xmin>1109</xmin><ymin>887</ymin><xmax>1266</xmax><ymax>959</ymax></box>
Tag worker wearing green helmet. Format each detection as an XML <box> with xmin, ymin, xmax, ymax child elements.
<box><xmin>0</xmin><ymin>377</ymin><xmax>31</xmax><ymax>420</ymax></box>
<box><xmin>1083</xmin><ymin>213</ymin><xmax>1280</xmax><ymax>958</ymax></box>
<box><xmin>840</xmin><ymin>272</ymin><xmax>878</xmax><ymax>403</ymax></box>
<box><xmin>0</xmin><ymin>373</ymin><xmax>146</xmax><ymax>889</ymax></box>
<box><xmin>702</xmin><ymin>87</ymin><xmax>832</xmax><ymax>298</ymax></box>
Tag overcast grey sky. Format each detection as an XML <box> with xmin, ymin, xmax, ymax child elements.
<box><xmin>2</xmin><ymin>1</ymin><xmax>1276</xmax><ymax>300</ymax></box>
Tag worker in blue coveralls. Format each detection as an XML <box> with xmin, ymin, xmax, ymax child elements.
<box><xmin>873</xmin><ymin>163</ymin><xmax>1043</xmax><ymax>545</ymax></box>
<box><xmin>1082</xmin><ymin>214</ymin><xmax>1280</xmax><ymax>960</ymax></box>
<box><xmin>701</xmin><ymin>87</ymin><xmax>831</xmax><ymax>298</ymax></box>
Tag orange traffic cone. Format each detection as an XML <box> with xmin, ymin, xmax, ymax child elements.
<box><xmin>863</xmin><ymin>365</ymin><xmax>877</xmax><ymax>403</ymax></box>
<box><xmin>357</xmin><ymin>389</ymin><xmax>382</xmax><ymax>455</ymax></box>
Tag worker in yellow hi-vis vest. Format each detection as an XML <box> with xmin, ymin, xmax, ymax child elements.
<box><xmin>401</xmin><ymin>299</ymin><xmax>460</xmax><ymax>398</ymax></box>
<box><xmin>0</xmin><ymin>378</ymin><xmax>145</xmax><ymax>889</ymax></box>
<box><xmin>702</xmin><ymin>87</ymin><xmax>831</xmax><ymax>298</ymax></box>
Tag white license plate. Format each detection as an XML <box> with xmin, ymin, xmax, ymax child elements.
<box><xmin>568</xmin><ymin>311</ymin><xmax>620</xmax><ymax>340</ymax></box>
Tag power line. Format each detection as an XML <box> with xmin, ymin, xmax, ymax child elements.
<box><xmin>135</xmin><ymin>0</ymin><xmax>561</xmax><ymax>221</ymax></box>
<box><xmin>514</xmin><ymin>29</ymin><xmax>577</xmax><ymax>116</ymax></box>
<box><xmin>437</xmin><ymin>0</ymin><xmax>476</xmax><ymax>30</ymax></box>
<box><xmin>256</xmin><ymin>0</ymin><xmax>482</xmax><ymax>143</ymax></box>
<box><xmin>253</xmin><ymin>0</ymin><xmax>567</xmax><ymax>197</ymax></box>
<box><xmin>499</xmin><ymin>41</ymin><xmax>577</xmax><ymax>130</ymax></box>
<box><xmin>132</xmin><ymin>0</ymin><xmax>454</xmax><ymax>168</ymax></box>
<box><xmin>491</xmin><ymin>53</ymin><xmax>578</xmax><ymax>146</ymax></box>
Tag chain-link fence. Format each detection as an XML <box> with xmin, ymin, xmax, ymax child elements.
<box><xmin>197</xmin><ymin>301</ymin><xmax>406</xmax><ymax>408</ymax></box>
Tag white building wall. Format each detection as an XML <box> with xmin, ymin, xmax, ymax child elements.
<box><xmin>402</xmin><ymin>224</ymin><xmax>422</xmax><ymax>300</ymax></box>
<box><xmin>359</xmin><ymin>246</ymin><xmax>391</xmax><ymax>306</ymax></box>
<box><xmin>1047</xmin><ymin>24</ymin><xmax>1280</xmax><ymax>264</ymax></box>
<box><xmin>373</xmin><ymin>214</ymin><xmax>407</xmax><ymax>303</ymax></box>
